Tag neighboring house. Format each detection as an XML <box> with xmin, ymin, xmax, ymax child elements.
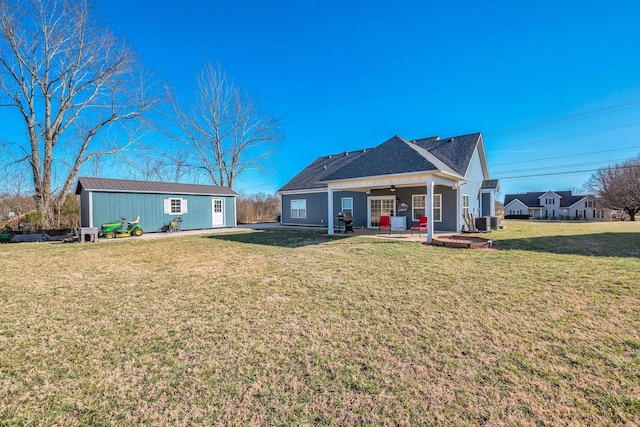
<box><xmin>503</xmin><ymin>190</ymin><xmax>610</xmax><ymax>221</ymax></box>
<box><xmin>277</xmin><ymin>132</ymin><xmax>499</xmax><ymax>242</ymax></box>
<box><xmin>75</xmin><ymin>177</ymin><xmax>237</xmax><ymax>232</ymax></box>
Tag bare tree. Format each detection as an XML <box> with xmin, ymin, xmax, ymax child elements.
<box><xmin>588</xmin><ymin>158</ymin><xmax>640</xmax><ymax>221</ymax></box>
<box><xmin>168</xmin><ymin>62</ymin><xmax>282</xmax><ymax>190</ymax></box>
<box><xmin>0</xmin><ymin>0</ymin><xmax>161</xmax><ymax>226</ymax></box>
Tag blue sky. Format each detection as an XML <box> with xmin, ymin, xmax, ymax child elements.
<box><xmin>96</xmin><ymin>0</ymin><xmax>640</xmax><ymax>199</ymax></box>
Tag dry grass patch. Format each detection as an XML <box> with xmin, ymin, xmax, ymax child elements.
<box><xmin>0</xmin><ymin>221</ymin><xmax>639</xmax><ymax>425</ymax></box>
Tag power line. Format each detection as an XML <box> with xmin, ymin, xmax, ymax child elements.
<box><xmin>493</xmin><ymin>158</ymin><xmax>630</xmax><ymax>175</ymax></box>
<box><xmin>497</xmin><ymin>162</ymin><xmax>640</xmax><ymax>180</ymax></box>
<box><xmin>486</xmin><ymin>99</ymin><xmax>640</xmax><ymax>137</ymax></box>
<box><xmin>491</xmin><ymin>145</ymin><xmax>640</xmax><ymax>167</ymax></box>
<box><xmin>491</xmin><ymin>122</ymin><xmax>640</xmax><ymax>149</ymax></box>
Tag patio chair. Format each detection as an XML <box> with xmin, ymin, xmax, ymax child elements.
<box><xmin>410</xmin><ymin>216</ymin><xmax>428</xmax><ymax>237</ymax></box>
<box><xmin>378</xmin><ymin>215</ymin><xmax>391</xmax><ymax>234</ymax></box>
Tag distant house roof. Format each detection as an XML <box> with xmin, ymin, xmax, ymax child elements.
<box><xmin>75</xmin><ymin>177</ymin><xmax>237</xmax><ymax>196</ymax></box>
<box><xmin>279</xmin><ymin>132</ymin><xmax>484</xmax><ymax>192</ymax></box>
<box><xmin>504</xmin><ymin>191</ymin><xmax>590</xmax><ymax>208</ymax></box>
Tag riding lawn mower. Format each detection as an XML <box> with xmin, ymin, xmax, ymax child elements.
<box><xmin>99</xmin><ymin>216</ymin><xmax>143</xmax><ymax>239</ymax></box>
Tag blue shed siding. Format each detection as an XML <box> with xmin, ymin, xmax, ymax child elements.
<box><xmin>88</xmin><ymin>191</ymin><xmax>235</xmax><ymax>232</ymax></box>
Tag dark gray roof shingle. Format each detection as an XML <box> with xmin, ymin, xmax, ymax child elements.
<box><xmin>277</xmin><ymin>149</ymin><xmax>371</xmax><ymax>192</ymax></box>
<box><xmin>481</xmin><ymin>179</ymin><xmax>500</xmax><ymax>190</ymax></box>
<box><xmin>279</xmin><ymin>132</ymin><xmax>484</xmax><ymax>192</ymax></box>
<box><xmin>75</xmin><ymin>177</ymin><xmax>237</xmax><ymax>196</ymax></box>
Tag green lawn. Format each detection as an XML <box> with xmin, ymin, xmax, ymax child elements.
<box><xmin>1</xmin><ymin>220</ymin><xmax>639</xmax><ymax>425</ymax></box>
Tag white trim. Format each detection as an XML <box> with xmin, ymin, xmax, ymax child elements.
<box><xmin>88</xmin><ymin>191</ymin><xmax>93</xmax><ymax>228</ymax></box>
<box><xmin>319</xmin><ymin>170</ymin><xmax>465</xmax><ymax>188</ymax></box>
<box><xmin>83</xmin><ymin>189</ymin><xmax>235</xmax><ymax>197</ymax></box>
<box><xmin>290</xmin><ymin>199</ymin><xmax>307</xmax><ymax>219</ymax></box>
<box><xmin>367</xmin><ymin>195</ymin><xmax>396</xmax><ymax>228</ymax></box>
<box><xmin>433</xmin><ymin>194</ymin><xmax>442</xmax><ymax>223</ymax></box>
<box><xmin>328</xmin><ymin>189</ymin><xmax>334</xmax><ymax>235</ymax></box>
<box><xmin>212</xmin><ymin>198</ymin><xmax>225</xmax><ymax>227</ymax></box>
<box><xmin>568</xmin><ymin>195</ymin><xmax>589</xmax><ymax>209</ymax></box>
<box><xmin>411</xmin><ymin>194</ymin><xmax>426</xmax><ymax>222</ymax></box>
<box><xmin>278</xmin><ymin>188</ymin><xmax>327</xmax><ymax>196</ymax></box>
<box><xmin>341</xmin><ymin>197</ymin><xmax>353</xmax><ymax>215</ymax></box>
<box><xmin>538</xmin><ymin>190</ymin><xmax>562</xmax><ymax>199</ymax></box>
<box><xmin>234</xmin><ymin>196</ymin><xmax>237</xmax><ymax>226</ymax></box>
<box><xmin>504</xmin><ymin>199</ymin><xmax>529</xmax><ymax>210</ymax></box>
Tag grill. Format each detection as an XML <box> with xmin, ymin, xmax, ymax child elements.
<box><xmin>337</xmin><ymin>213</ymin><xmax>354</xmax><ymax>233</ymax></box>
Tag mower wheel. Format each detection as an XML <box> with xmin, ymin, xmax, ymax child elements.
<box><xmin>105</xmin><ymin>232</ymin><xmax>115</xmax><ymax>239</ymax></box>
<box><xmin>133</xmin><ymin>228</ymin><xmax>143</xmax><ymax>236</ymax></box>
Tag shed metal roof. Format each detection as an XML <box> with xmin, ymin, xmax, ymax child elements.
<box><xmin>75</xmin><ymin>177</ymin><xmax>237</xmax><ymax>196</ymax></box>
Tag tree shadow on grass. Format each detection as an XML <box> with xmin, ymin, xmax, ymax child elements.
<box><xmin>494</xmin><ymin>232</ymin><xmax>640</xmax><ymax>258</ymax></box>
<box><xmin>203</xmin><ymin>228</ymin><xmax>352</xmax><ymax>248</ymax></box>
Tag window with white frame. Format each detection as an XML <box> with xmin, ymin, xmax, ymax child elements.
<box><xmin>164</xmin><ymin>198</ymin><xmax>188</xmax><ymax>214</ymax></box>
<box><xmin>413</xmin><ymin>194</ymin><xmax>442</xmax><ymax>221</ymax></box>
<box><xmin>412</xmin><ymin>195</ymin><xmax>426</xmax><ymax>221</ymax></box>
<box><xmin>462</xmin><ymin>194</ymin><xmax>469</xmax><ymax>218</ymax></box>
<box><xmin>291</xmin><ymin>199</ymin><xmax>306</xmax><ymax>219</ymax></box>
<box><xmin>433</xmin><ymin>194</ymin><xmax>442</xmax><ymax>222</ymax></box>
<box><xmin>341</xmin><ymin>197</ymin><xmax>353</xmax><ymax>215</ymax></box>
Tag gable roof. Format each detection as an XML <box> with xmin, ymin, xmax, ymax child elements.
<box><xmin>277</xmin><ymin>148</ymin><xmax>371</xmax><ymax>192</ymax></box>
<box><xmin>279</xmin><ymin>132</ymin><xmax>484</xmax><ymax>192</ymax></box>
<box><xmin>504</xmin><ymin>191</ymin><xmax>591</xmax><ymax>208</ymax></box>
<box><xmin>75</xmin><ymin>177</ymin><xmax>237</xmax><ymax>196</ymax></box>
<box><xmin>411</xmin><ymin>132</ymin><xmax>482</xmax><ymax>176</ymax></box>
<box><xmin>481</xmin><ymin>179</ymin><xmax>500</xmax><ymax>190</ymax></box>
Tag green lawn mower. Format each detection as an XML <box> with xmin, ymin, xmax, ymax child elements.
<box><xmin>99</xmin><ymin>216</ymin><xmax>143</xmax><ymax>239</ymax></box>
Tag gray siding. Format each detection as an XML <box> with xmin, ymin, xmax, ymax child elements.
<box><xmin>88</xmin><ymin>191</ymin><xmax>235</xmax><ymax>232</ymax></box>
<box><xmin>281</xmin><ymin>192</ymin><xmax>327</xmax><ymax>226</ymax></box>
<box><xmin>281</xmin><ymin>191</ymin><xmax>368</xmax><ymax>228</ymax></box>
<box><xmin>459</xmin><ymin>147</ymin><xmax>485</xmax><ymax>225</ymax></box>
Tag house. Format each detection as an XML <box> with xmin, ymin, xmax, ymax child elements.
<box><xmin>277</xmin><ymin>132</ymin><xmax>499</xmax><ymax>242</ymax></box>
<box><xmin>503</xmin><ymin>190</ymin><xmax>609</xmax><ymax>220</ymax></box>
<box><xmin>75</xmin><ymin>177</ymin><xmax>237</xmax><ymax>232</ymax></box>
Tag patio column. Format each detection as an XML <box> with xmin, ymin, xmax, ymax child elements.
<box><xmin>426</xmin><ymin>179</ymin><xmax>434</xmax><ymax>244</ymax></box>
<box><xmin>456</xmin><ymin>185</ymin><xmax>461</xmax><ymax>233</ymax></box>
<box><xmin>327</xmin><ymin>187</ymin><xmax>334</xmax><ymax>235</ymax></box>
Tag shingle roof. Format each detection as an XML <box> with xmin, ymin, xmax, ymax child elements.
<box><xmin>481</xmin><ymin>179</ymin><xmax>500</xmax><ymax>190</ymax></box>
<box><xmin>411</xmin><ymin>132</ymin><xmax>482</xmax><ymax>176</ymax></box>
<box><xmin>75</xmin><ymin>177</ymin><xmax>237</xmax><ymax>196</ymax></box>
<box><xmin>504</xmin><ymin>191</ymin><xmax>589</xmax><ymax>208</ymax></box>
<box><xmin>277</xmin><ymin>149</ymin><xmax>371</xmax><ymax>192</ymax></box>
<box><xmin>279</xmin><ymin>132</ymin><xmax>483</xmax><ymax>192</ymax></box>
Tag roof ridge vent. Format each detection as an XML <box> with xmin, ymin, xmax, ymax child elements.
<box><xmin>328</xmin><ymin>155</ymin><xmax>333</xmax><ymax>158</ymax></box>
<box><xmin>345</xmin><ymin>151</ymin><xmax>349</xmax><ymax>156</ymax></box>
<box><xmin>449</xmin><ymin>137</ymin><xmax>455</xmax><ymax>142</ymax></box>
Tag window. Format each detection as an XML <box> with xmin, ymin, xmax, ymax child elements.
<box><xmin>462</xmin><ymin>194</ymin><xmax>469</xmax><ymax>218</ymax></box>
<box><xmin>433</xmin><ymin>194</ymin><xmax>442</xmax><ymax>222</ymax></box>
<box><xmin>412</xmin><ymin>195</ymin><xmax>425</xmax><ymax>221</ymax></box>
<box><xmin>164</xmin><ymin>198</ymin><xmax>188</xmax><ymax>214</ymax></box>
<box><xmin>291</xmin><ymin>199</ymin><xmax>306</xmax><ymax>219</ymax></box>
<box><xmin>586</xmin><ymin>200</ymin><xmax>594</xmax><ymax>208</ymax></box>
<box><xmin>341</xmin><ymin>198</ymin><xmax>353</xmax><ymax>215</ymax></box>
<box><xmin>413</xmin><ymin>194</ymin><xmax>442</xmax><ymax>222</ymax></box>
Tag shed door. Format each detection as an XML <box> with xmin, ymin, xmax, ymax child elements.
<box><xmin>212</xmin><ymin>198</ymin><xmax>225</xmax><ymax>227</ymax></box>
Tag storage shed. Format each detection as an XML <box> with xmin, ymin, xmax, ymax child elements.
<box><xmin>75</xmin><ymin>177</ymin><xmax>237</xmax><ymax>232</ymax></box>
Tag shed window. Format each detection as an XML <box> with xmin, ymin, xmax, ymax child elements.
<box><xmin>291</xmin><ymin>199</ymin><xmax>306</xmax><ymax>219</ymax></box>
<box><xmin>164</xmin><ymin>198</ymin><xmax>188</xmax><ymax>214</ymax></box>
